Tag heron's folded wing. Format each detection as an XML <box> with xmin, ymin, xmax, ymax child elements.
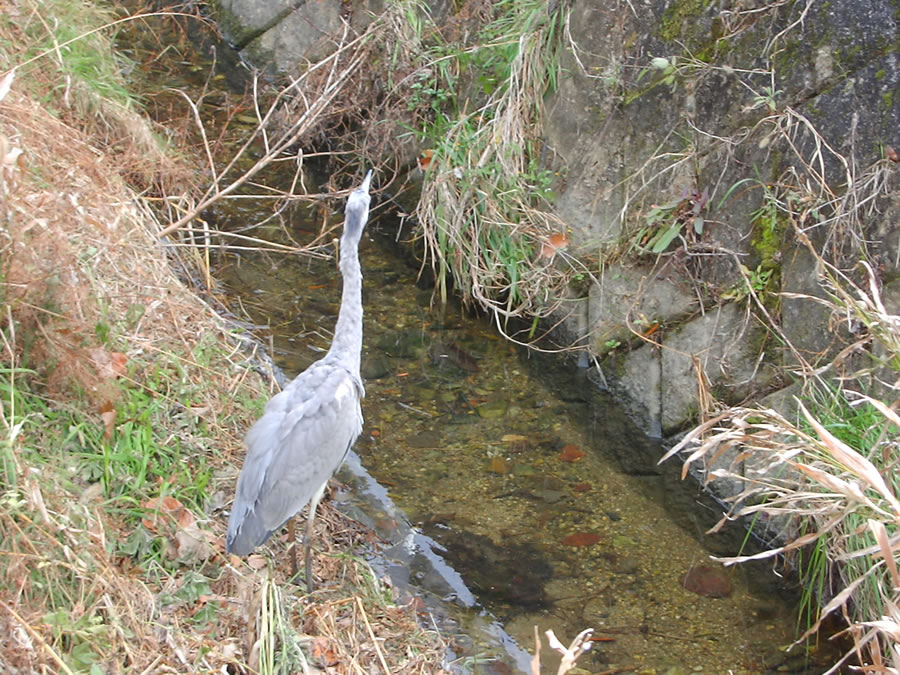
<box><xmin>227</xmin><ymin>364</ymin><xmax>362</xmax><ymax>552</ymax></box>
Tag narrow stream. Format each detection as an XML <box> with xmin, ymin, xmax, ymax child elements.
<box><xmin>119</xmin><ymin>16</ymin><xmax>832</xmax><ymax>672</ymax></box>
<box><xmin>214</xmin><ymin>197</ymin><xmax>821</xmax><ymax>673</ymax></box>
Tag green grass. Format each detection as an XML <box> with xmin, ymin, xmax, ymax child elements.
<box><xmin>2</xmin><ymin>349</ymin><xmax>213</xmax><ymax>527</ymax></box>
<box><xmin>9</xmin><ymin>0</ymin><xmax>138</xmax><ymax>110</ymax></box>
<box><xmin>0</xmin><ymin>328</ymin><xmax>240</xmax><ymax>670</ymax></box>
<box><xmin>406</xmin><ymin>0</ymin><xmax>568</xmax><ymax>318</ymax></box>
<box><xmin>796</xmin><ymin>382</ymin><xmax>898</xmax><ymax>621</ymax></box>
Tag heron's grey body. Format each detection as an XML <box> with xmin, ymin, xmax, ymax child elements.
<box><xmin>226</xmin><ymin>171</ymin><xmax>372</xmax><ymax>589</ymax></box>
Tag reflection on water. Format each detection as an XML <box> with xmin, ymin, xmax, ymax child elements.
<box><xmin>216</xmin><ymin>197</ymin><xmax>827</xmax><ymax>674</ymax></box>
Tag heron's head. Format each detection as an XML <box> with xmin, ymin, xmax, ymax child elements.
<box><xmin>343</xmin><ymin>170</ymin><xmax>373</xmax><ymax>242</ymax></box>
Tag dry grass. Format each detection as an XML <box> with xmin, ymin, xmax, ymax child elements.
<box><xmin>0</xmin><ymin>2</ymin><xmax>449</xmax><ymax>672</ymax></box>
<box><xmin>660</xmin><ymin>244</ymin><xmax>899</xmax><ymax>671</ymax></box>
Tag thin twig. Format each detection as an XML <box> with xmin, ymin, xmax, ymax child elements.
<box><xmin>356</xmin><ymin>595</ymin><xmax>391</xmax><ymax>675</ymax></box>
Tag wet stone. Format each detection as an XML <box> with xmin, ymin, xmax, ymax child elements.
<box><xmin>533</xmin><ymin>488</ymin><xmax>567</xmax><ymax>503</ymax></box>
<box><xmin>376</xmin><ymin>330</ymin><xmax>426</xmax><ymax>358</ymax></box>
<box><xmin>476</xmin><ymin>397</ymin><xmax>509</xmax><ymax>419</ymax></box>
<box><xmin>362</xmin><ymin>355</ymin><xmax>391</xmax><ymax>379</ymax></box>
<box><xmin>512</xmin><ymin>463</ymin><xmax>536</xmax><ymax>477</ymax></box>
<box><xmin>408</xmin><ymin>430</ymin><xmax>442</xmax><ymax>448</ymax></box>
<box><xmin>425</xmin><ymin>529</ymin><xmax>552</xmax><ymax>610</ymax></box>
<box><xmin>680</xmin><ymin>564</ymin><xmax>733</xmax><ymax>599</ymax></box>
<box><xmin>615</xmin><ymin>556</ymin><xmax>640</xmax><ymax>574</ymax></box>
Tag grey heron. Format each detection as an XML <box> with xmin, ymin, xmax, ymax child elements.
<box><xmin>226</xmin><ymin>170</ymin><xmax>373</xmax><ymax>592</ymax></box>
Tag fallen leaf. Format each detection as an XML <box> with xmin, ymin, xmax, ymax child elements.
<box><xmin>418</xmin><ymin>148</ymin><xmax>435</xmax><ymax>170</ymax></box>
<box><xmin>175</xmin><ymin>521</ymin><xmax>216</xmax><ymax>562</ymax></box>
<box><xmin>886</xmin><ymin>146</ymin><xmax>898</xmax><ymax>163</ymax></box>
<box><xmin>247</xmin><ymin>555</ymin><xmax>267</xmax><ymax>570</ymax></box>
<box><xmin>502</xmin><ymin>434</ymin><xmax>527</xmax><ymax>442</ymax></box>
<box><xmin>562</xmin><ymin>532</ymin><xmax>601</xmax><ymax>547</ymax></box>
<box><xmin>142</xmin><ymin>495</ymin><xmax>192</xmax><ymax>532</ymax></box>
<box><xmin>559</xmin><ymin>444</ymin><xmax>585</xmax><ymax>462</ymax></box>
<box><xmin>573</xmin><ymin>482</ymin><xmax>592</xmax><ymax>493</ymax></box>
<box><xmin>310</xmin><ymin>636</ymin><xmax>339</xmax><ymax>665</ymax></box>
<box><xmin>88</xmin><ymin>347</ymin><xmax>127</xmax><ymax>380</ymax></box>
<box><xmin>487</xmin><ymin>456</ymin><xmax>512</xmax><ymax>475</ymax></box>
<box><xmin>110</xmin><ymin>351</ymin><xmax>127</xmax><ymax>376</ymax></box>
<box><xmin>540</xmin><ymin>232</ymin><xmax>569</xmax><ymax>259</ymax></box>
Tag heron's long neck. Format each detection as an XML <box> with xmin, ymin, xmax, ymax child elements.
<box><xmin>328</xmin><ymin>237</ymin><xmax>363</xmax><ymax>374</ymax></box>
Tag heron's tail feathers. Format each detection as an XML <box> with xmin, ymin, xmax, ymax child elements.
<box><xmin>226</xmin><ymin>505</ymin><xmax>274</xmax><ymax>556</ymax></box>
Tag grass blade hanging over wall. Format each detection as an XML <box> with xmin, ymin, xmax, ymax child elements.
<box><xmin>413</xmin><ymin>0</ymin><xmax>571</xmax><ymax>327</ymax></box>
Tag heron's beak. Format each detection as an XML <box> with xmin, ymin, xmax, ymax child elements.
<box><xmin>360</xmin><ymin>169</ymin><xmax>373</xmax><ymax>194</ymax></box>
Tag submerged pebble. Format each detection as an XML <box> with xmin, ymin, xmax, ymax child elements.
<box><xmin>680</xmin><ymin>564</ymin><xmax>733</xmax><ymax>598</ymax></box>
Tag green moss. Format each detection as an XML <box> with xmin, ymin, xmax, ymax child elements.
<box><xmin>875</xmin><ymin>68</ymin><xmax>886</xmax><ymax>80</ymax></box>
<box><xmin>752</xmin><ymin>220</ymin><xmax>784</xmax><ymax>267</ymax></box>
<box><xmin>658</xmin><ymin>0</ymin><xmax>713</xmax><ymax>43</ymax></box>
<box><xmin>883</xmin><ymin>91</ymin><xmax>894</xmax><ymax>108</ymax></box>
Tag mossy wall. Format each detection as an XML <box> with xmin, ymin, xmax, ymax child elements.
<box><xmin>541</xmin><ymin>0</ymin><xmax>897</xmax><ymax>435</ymax></box>
<box><xmin>208</xmin><ymin>0</ymin><xmax>897</xmax><ymax>438</ymax></box>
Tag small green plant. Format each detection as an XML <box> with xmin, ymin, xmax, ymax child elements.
<box><xmin>749</xmin><ymin>85</ymin><xmax>782</xmax><ymax>113</ymax></box>
<box><xmin>720</xmin><ymin>263</ymin><xmax>775</xmax><ymax>302</ymax></box>
<box><xmin>630</xmin><ymin>187</ymin><xmax>708</xmax><ymax>254</ymax></box>
<box><xmin>408</xmin><ymin>69</ymin><xmax>454</xmax><ymax>112</ymax></box>
<box><xmin>636</xmin><ymin>55</ymin><xmax>679</xmax><ymax>91</ymax></box>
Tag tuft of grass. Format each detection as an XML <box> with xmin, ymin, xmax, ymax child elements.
<box><xmin>405</xmin><ymin>0</ymin><xmax>574</xmax><ymax>326</ymax></box>
<box><xmin>8</xmin><ymin>0</ymin><xmax>136</xmax><ymax>107</ymax></box>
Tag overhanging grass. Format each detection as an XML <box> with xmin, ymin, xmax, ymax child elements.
<box><xmin>408</xmin><ymin>0</ymin><xmax>574</xmax><ymax>326</ymax></box>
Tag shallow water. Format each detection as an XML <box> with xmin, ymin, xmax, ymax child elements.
<box><xmin>214</xmin><ymin>199</ymin><xmax>824</xmax><ymax>673</ymax></box>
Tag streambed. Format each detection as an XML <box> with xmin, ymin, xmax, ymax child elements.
<box><xmin>214</xmin><ymin>202</ymin><xmax>824</xmax><ymax>673</ymax></box>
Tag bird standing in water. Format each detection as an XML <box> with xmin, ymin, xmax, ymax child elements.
<box><xmin>226</xmin><ymin>170</ymin><xmax>373</xmax><ymax>592</ymax></box>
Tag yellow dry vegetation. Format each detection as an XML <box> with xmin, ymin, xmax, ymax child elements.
<box><xmin>0</xmin><ymin>3</ymin><xmax>447</xmax><ymax>672</ymax></box>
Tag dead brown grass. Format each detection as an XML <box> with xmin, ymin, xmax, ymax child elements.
<box><xmin>0</xmin><ymin>9</ymin><xmax>448</xmax><ymax>673</ymax></box>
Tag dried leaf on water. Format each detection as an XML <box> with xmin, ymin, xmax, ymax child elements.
<box><xmin>561</xmin><ymin>532</ymin><xmax>601</xmax><ymax>547</ymax></box>
<box><xmin>559</xmin><ymin>444</ymin><xmax>585</xmax><ymax>462</ymax></box>
<box><xmin>487</xmin><ymin>456</ymin><xmax>512</xmax><ymax>475</ymax></box>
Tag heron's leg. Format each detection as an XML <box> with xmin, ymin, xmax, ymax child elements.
<box><xmin>304</xmin><ymin>482</ymin><xmax>328</xmax><ymax>594</ymax></box>
<box><xmin>288</xmin><ymin>518</ymin><xmax>298</xmax><ymax>577</ymax></box>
